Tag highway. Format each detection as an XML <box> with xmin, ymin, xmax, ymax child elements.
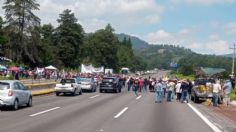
<box><xmin>0</xmin><ymin>89</ymin><xmax>215</xmax><ymax>132</ymax></box>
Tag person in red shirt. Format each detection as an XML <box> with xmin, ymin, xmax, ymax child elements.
<box><xmin>138</xmin><ymin>77</ymin><xmax>143</xmax><ymax>92</ymax></box>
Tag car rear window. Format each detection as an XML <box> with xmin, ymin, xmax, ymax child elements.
<box><xmin>60</xmin><ymin>79</ymin><xmax>75</xmax><ymax>83</ymax></box>
<box><xmin>80</xmin><ymin>78</ymin><xmax>91</xmax><ymax>82</ymax></box>
<box><xmin>103</xmin><ymin>78</ymin><xmax>115</xmax><ymax>82</ymax></box>
<box><xmin>195</xmin><ymin>79</ymin><xmax>215</xmax><ymax>85</ymax></box>
<box><xmin>0</xmin><ymin>82</ymin><xmax>10</xmax><ymax>90</ymax></box>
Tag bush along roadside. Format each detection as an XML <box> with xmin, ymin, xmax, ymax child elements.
<box><xmin>231</xmin><ymin>90</ymin><xmax>236</xmax><ymax>101</ymax></box>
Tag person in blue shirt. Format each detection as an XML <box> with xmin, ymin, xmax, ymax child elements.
<box><xmin>155</xmin><ymin>80</ymin><xmax>164</xmax><ymax>103</ymax></box>
<box><xmin>223</xmin><ymin>80</ymin><xmax>232</xmax><ymax>106</ymax></box>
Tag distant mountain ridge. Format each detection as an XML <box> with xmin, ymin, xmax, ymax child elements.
<box><xmin>116</xmin><ymin>33</ymin><xmax>149</xmax><ymax>49</ymax></box>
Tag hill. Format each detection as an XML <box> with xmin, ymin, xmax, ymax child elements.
<box><xmin>116</xmin><ymin>33</ymin><xmax>232</xmax><ymax>76</ymax></box>
<box><xmin>116</xmin><ymin>33</ymin><xmax>149</xmax><ymax>49</ymax></box>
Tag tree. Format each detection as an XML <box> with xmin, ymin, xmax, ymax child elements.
<box><xmin>54</xmin><ymin>9</ymin><xmax>84</xmax><ymax>68</ymax></box>
<box><xmin>81</xmin><ymin>24</ymin><xmax>119</xmax><ymax>69</ymax></box>
<box><xmin>0</xmin><ymin>16</ymin><xmax>8</xmax><ymax>56</ymax></box>
<box><xmin>39</xmin><ymin>24</ymin><xmax>58</xmax><ymax>66</ymax></box>
<box><xmin>2</xmin><ymin>0</ymin><xmax>41</xmax><ymax>64</ymax></box>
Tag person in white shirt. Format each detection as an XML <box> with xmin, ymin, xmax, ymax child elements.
<box><xmin>212</xmin><ymin>80</ymin><xmax>221</xmax><ymax>107</ymax></box>
<box><xmin>175</xmin><ymin>81</ymin><xmax>182</xmax><ymax>101</ymax></box>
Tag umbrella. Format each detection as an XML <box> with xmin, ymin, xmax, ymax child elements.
<box><xmin>0</xmin><ymin>65</ymin><xmax>7</xmax><ymax>70</ymax></box>
<box><xmin>9</xmin><ymin>66</ymin><xmax>19</xmax><ymax>71</ymax></box>
<box><xmin>45</xmin><ymin>65</ymin><xmax>57</xmax><ymax>70</ymax></box>
<box><xmin>19</xmin><ymin>66</ymin><xmax>25</xmax><ymax>71</ymax></box>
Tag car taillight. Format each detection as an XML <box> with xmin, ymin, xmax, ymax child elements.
<box><xmin>8</xmin><ymin>90</ymin><xmax>13</xmax><ymax>96</ymax></box>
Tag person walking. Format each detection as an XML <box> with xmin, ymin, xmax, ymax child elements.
<box><xmin>143</xmin><ymin>78</ymin><xmax>148</xmax><ymax>92</ymax></box>
<box><xmin>175</xmin><ymin>81</ymin><xmax>182</xmax><ymax>101</ymax></box>
<box><xmin>223</xmin><ymin>80</ymin><xmax>232</xmax><ymax>106</ymax></box>
<box><xmin>155</xmin><ymin>80</ymin><xmax>163</xmax><ymax>103</ymax></box>
<box><xmin>212</xmin><ymin>80</ymin><xmax>222</xmax><ymax>107</ymax></box>
<box><xmin>180</xmin><ymin>80</ymin><xmax>189</xmax><ymax>103</ymax></box>
<box><xmin>138</xmin><ymin>78</ymin><xmax>143</xmax><ymax>92</ymax></box>
<box><xmin>187</xmin><ymin>79</ymin><xmax>193</xmax><ymax>100</ymax></box>
<box><xmin>166</xmin><ymin>81</ymin><xmax>175</xmax><ymax>102</ymax></box>
<box><xmin>133</xmin><ymin>78</ymin><xmax>139</xmax><ymax>96</ymax></box>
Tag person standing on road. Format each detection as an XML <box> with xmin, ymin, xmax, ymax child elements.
<box><xmin>212</xmin><ymin>80</ymin><xmax>222</xmax><ymax>107</ymax></box>
<box><xmin>138</xmin><ymin>77</ymin><xmax>143</xmax><ymax>92</ymax></box>
<box><xmin>143</xmin><ymin>78</ymin><xmax>148</xmax><ymax>92</ymax></box>
<box><xmin>180</xmin><ymin>80</ymin><xmax>189</xmax><ymax>103</ymax></box>
<box><xmin>133</xmin><ymin>78</ymin><xmax>139</xmax><ymax>96</ymax></box>
<box><xmin>175</xmin><ymin>81</ymin><xmax>182</xmax><ymax>101</ymax></box>
<box><xmin>166</xmin><ymin>81</ymin><xmax>175</xmax><ymax>102</ymax></box>
<box><xmin>155</xmin><ymin>80</ymin><xmax>163</xmax><ymax>103</ymax></box>
<box><xmin>187</xmin><ymin>79</ymin><xmax>193</xmax><ymax>100</ymax></box>
<box><xmin>223</xmin><ymin>80</ymin><xmax>232</xmax><ymax>106</ymax></box>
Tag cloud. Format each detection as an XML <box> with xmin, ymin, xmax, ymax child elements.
<box><xmin>35</xmin><ymin>0</ymin><xmax>164</xmax><ymax>32</ymax></box>
<box><xmin>172</xmin><ymin>0</ymin><xmax>236</xmax><ymax>6</ymax></box>
<box><xmin>145</xmin><ymin>29</ymin><xmax>231</xmax><ymax>55</ymax></box>
<box><xmin>224</xmin><ymin>22</ymin><xmax>236</xmax><ymax>35</ymax></box>
<box><xmin>145</xmin><ymin>27</ymin><xmax>197</xmax><ymax>45</ymax></box>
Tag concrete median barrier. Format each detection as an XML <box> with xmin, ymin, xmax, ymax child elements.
<box><xmin>25</xmin><ymin>82</ymin><xmax>56</xmax><ymax>96</ymax></box>
<box><xmin>32</xmin><ymin>88</ymin><xmax>55</xmax><ymax>96</ymax></box>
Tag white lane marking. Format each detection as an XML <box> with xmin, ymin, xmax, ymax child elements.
<box><xmin>136</xmin><ymin>95</ymin><xmax>142</xmax><ymax>100</ymax></box>
<box><xmin>90</xmin><ymin>94</ymin><xmax>100</xmax><ymax>99</ymax></box>
<box><xmin>114</xmin><ymin>107</ymin><xmax>128</xmax><ymax>119</ymax></box>
<box><xmin>30</xmin><ymin>107</ymin><xmax>60</xmax><ymax>117</ymax></box>
<box><xmin>187</xmin><ymin>103</ymin><xmax>222</xmax><ymax>132</ymax></box>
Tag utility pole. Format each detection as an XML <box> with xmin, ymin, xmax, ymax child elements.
<box><xmin>230</xmin><ymin>43</ymin><xmax>236</xmax><ymax>77</ymax></box>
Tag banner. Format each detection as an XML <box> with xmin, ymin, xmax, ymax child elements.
<box><xmin>81</xmin><ymin>64</ymin><xmax>104</xmax><ymax>73</ymax></box>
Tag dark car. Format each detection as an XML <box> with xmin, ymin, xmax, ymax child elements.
<box><xmin>99</xmin><ymin>77</ymin><xmax>122</xmax><ymax>93</ymax></box>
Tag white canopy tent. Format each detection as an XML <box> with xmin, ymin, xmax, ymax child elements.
<box><xmin>45</xmin><ymin>65</ymin><xmax>57</xmax><ymax>70</ymax></box>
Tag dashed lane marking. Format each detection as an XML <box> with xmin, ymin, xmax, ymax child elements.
<box><xmin>90</xmin><ymin>94</ymin><xmax>100</xmax><ymax>99</ymax></box>
<box><xmin>29</xmin><ymin>107</ymin><xmax>60</xmax><ymax>117</ymax></box>
<box><xmin>136</xmin><ymin>95</ymin><xmax>142</xmax><ymax>100</ymax></box>
<box><xmin>114</xmin><ymin>107</ymin><xmax>128</xmax><ymax>119</ymax></box>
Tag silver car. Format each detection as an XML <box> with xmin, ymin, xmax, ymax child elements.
<box><xmin>55</xmin><ymin>78</ymin><xmax>82</xmax><ymax>96</ymax></box>
<box><xmin>79</xmin><ymin>78</ymin><xmax>97</xmax><ymax>92</ymax></box>
<box><xmin>0</xmin><ymin>80</ymin><xmax>32</xmax><ymax>110</ymax></box>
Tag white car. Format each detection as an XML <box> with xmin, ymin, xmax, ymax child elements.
<box><xmin>55</xmin><ymin>78</ymin><xmax>82</xmax><ymax>96</ymax></box>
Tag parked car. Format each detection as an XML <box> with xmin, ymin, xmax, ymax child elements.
<box><xmin>55</xmin><ymin>78</ymin><xmax>82</xmax><ymax>96</ymax></box>
<box><xmin>191</xmin><ymin>78</ymin><xmax>215</xmax><ymax>103</ymax></box>
<box><xmin>100</xmin><ymin>77</ymin><xmax>122</xmax><ymax>93</ymax></box>
<box><xmin>79</xmin><ymin>78</ymin><xmax>97</xmax><ymax>92</ymax></box>
<box><xmin>0</xmin><ymin>80</ymin><xmax>32</xmax><ymax>110</ymax></box>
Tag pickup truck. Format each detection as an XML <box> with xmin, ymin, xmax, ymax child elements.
<box><xmin>191</xmin><ymin>78</ymin><xmax>215</xmax><ymax>103</ymax></box>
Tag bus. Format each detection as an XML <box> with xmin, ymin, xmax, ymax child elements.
<box><xmin>121</xmin><ymin>67</ymin><xmax>129</xmax><ymax>75</ymax></box>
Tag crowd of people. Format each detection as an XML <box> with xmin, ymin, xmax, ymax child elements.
<box><xmin>126</xmin><ymin>76</ymin><xmax>233</xmax><ymax>107</ymax></box>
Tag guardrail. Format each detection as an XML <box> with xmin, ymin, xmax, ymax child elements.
<box><xmin>20</xmin><ymin>79</ymin><xmax>57</xmax><ymax>85</ymax></box>
<box><xmin>25</xmin><ymin>82</ymin><xmax>57</xmax><ymax>96</ymax></box>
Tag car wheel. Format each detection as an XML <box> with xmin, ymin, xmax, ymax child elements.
<box><xmin>79</xmin><ymin>89</ymin><xmax>82</xmax><ymax>95</ymax></box>
<box><xmin>56</xmin><ymin>92</ymin><xmax>60</xmax><ymax>96</ymax></box>
<box><xmin>27</xmin><ymin>97</ymin><xmax>32</xmax><ymax>107</ymax></box>
<box><xmin>194</xmin><ymin>95</ymin><xmax>199</xmax><ymax>103</ymax></box>
<box><xmin>72</xmin><ymin>89</ymin><xmax>77</xmax><ymax>96</ymax></box>
<box><xmin>12</xmin><ymin>99</ymin><xmax>19</xmax><ymax>110</ymax></box>
<box><xmin>116</xmin><ymin>88</ymin><xmax>119</xmax><ymax>93</ymax></box>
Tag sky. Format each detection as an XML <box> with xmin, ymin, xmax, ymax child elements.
<box><xmin>1</xmin><ymin>0</ymin><xmax>236</xmax><ymax>55</ymax></box>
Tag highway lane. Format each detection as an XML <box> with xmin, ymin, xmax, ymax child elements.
<box><xmin>0</xmin><ymin>89</ymin><xmax>216</xmax><ymax>132</ymax></box>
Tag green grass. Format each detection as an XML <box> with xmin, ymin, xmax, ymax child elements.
<box><xmin>173</xmin><ymin>73</ymin><xmax>195</xmax><ymax>81</ymax></box>
<box><xmin>231</xmin><ymin>90</ymin><xmax>236</xmax><ymax>101</ymax></box>
<box><xmin>0</xmin><ymin>76</ymin><xmax>14</xmax><ymax>80</ymax></box>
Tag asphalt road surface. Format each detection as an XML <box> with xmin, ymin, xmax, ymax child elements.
<box><xmin>0</xmin><ymin>89</ymin><xmax>216</xmax><ymax>132</ymax></box>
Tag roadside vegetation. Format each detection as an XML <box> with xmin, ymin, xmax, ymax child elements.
<box><xmin>231</xmin><ymin>90</ymin><xmax>236</xmax><ymax>101</ymax></box>
<box><xmin>0</xmin><ymin>0</ymin><xmax>234</xmax><ymax>75</ymax></box>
